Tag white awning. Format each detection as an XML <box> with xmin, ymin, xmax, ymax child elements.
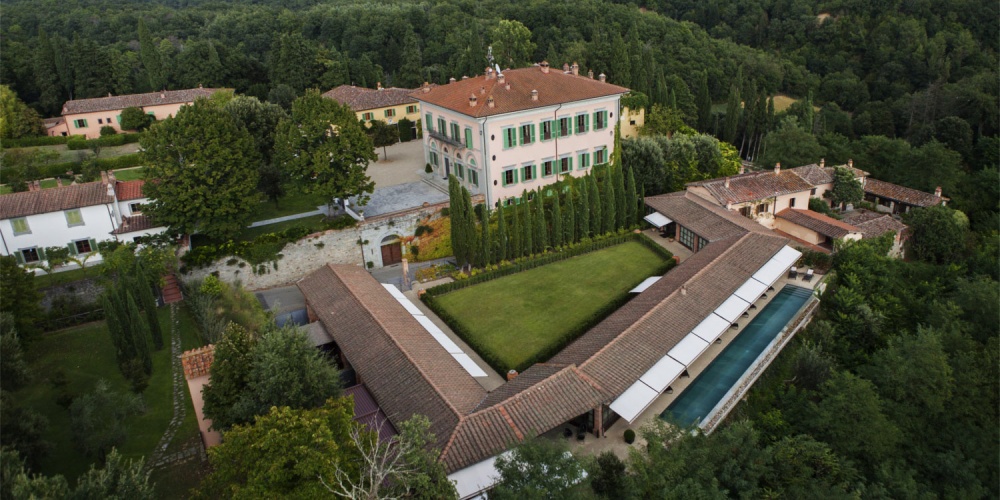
<box><xmin>381</xmin><ymin>283</ymin><xmax>408</xmax><ymax>300</ymax></box>
<box><xmin>639</xmin><ymin>355</ymin><xmax>686</xmax><ymax>392</ymax></box>
<box><xmin>629</xmin><ymin>276</ymin><xmax>662</xmax><ymax>293</ymax></box>
<box><xmin>429</xmin><ymin>331</ymin><xmax>463</xmax><ymax>354</ymax></box>
<box><xmin>667</xmin><ymin>333</ymin><xmax>710</xmax><ymax>366</ymax></box>
<box><xmin>713</xmin><ymin>294</ymin><xmax>752</xmax><ymax>323</ymax></box>
<box><xmin>448</xmin><ymin>455</ymin><xmax>504</xmax><ymax>500</ymax></box>
<box><xmin>752</xmin><ymin>259</ymin><xmax>787</xmax><ymax>286</ymax></box>
<box><xmin>772</xmin><ymin>245</ymin><xmax>803</xmax><ymax>269</ymax></box>
<box><xmin>452</xmin><ymin>353</ymin><xmax>488</xmax><ymax>378</ymax></box>
<box><xmin>644</xmin><ymin>212</ymin><xmax>673</xmax><ymax>227</ymax></box>
<box><xmin>414</xmin><ymin>315</ymin><xmax>445</xmax><ymax>336</ymax></box>
<box><xmin>691</xmin><ymin>313</ymin><xmax>731</xmax><ymax>343</ymax></box>
<box><xmin>733</xmin><ymin>278</ymin><xmax>769</xmax><ymax>303</ymax></box>
<box><xmin>394</xmin><ymin>296</ymin><xmax>424</xmax><ymax>315</ymax></box>
<box><xmin>610</xmin><ymin>380</ymin><xmax>660</xmax><ymax>423</ymax></box>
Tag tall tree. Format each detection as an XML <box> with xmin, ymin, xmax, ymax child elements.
<box><xmin>723</xmin><ymin>84</ymin><xmax>742</xmax><ymax>145</ymax></box>
<box><xmin>142</xmin><ymin>98</ymin><xmax>260</xmax><ymax>241</ymax></box>
<box><xmin>489</xmin><ymin>20</ymin><xmax>535</xmax><ymax>68</ymax></box>
<box><xmin>397</xmin><ymin>27</ymin><xmax>424</xmax><ymax>88</ymax></box>
<box><xmin>71</xmin><ymin>35</ymin><xmax>109</xmax><ymax>98</ymax></box>
<box><xmin>33</xmin><ymin>29</ymin><xmax>63</xmax><ymax>117</ymax></box>
<box><xmin>903</xmin><ymin>206</ymin><xmax>970</xmax><ymax>265</ymax></box>
<box><xmin>551</xmin><ymin>192</ymin><xmax>563</xmax><ymax>248</ymax></box>
<box><xmin>133</xmin><ymin>265</ymin><xmax>163</xmax><ymax>351</ymax></box>
<box><xmin>563</xmin><ymin>188</ymin><xmax>576</xmax><ymax>244</ymax></box>
<box><xmin>137</xmin><ymin>19</ymin><xmax>165</xmax><ymax>90</ymax></box>
<box><xmin>829</xmin><ymin>166</ymin><xmax>864</xmax><ymax>208</ymax></box>
<box><xmin>274</xmin><ymin>90</ymin><xmax>376</xmax><ymax>216</ymax></box>
<box><xmin>602</xmin><ymin>169</ymin><xmax>616</xmax><ymax>234</ymax></box>
<box><xmin>625</xmin><ymin>166</ymin><xmax>639</xmax><ymax>227</ymax></box>
<box><xmin>479</xmin><ymin>205</ymin><xmax>492</xmax><ymax>267</ymax></box>
<box><xmin>522</xmin><ymin>193</ymin><xmax>533</xmax><ymax>256</ymax></box>
<box><xmin>614</xmin><ymin>165</ymin><xmax>627</xmax><ymax>230</ymax></box>
<box><xmin>511</xmin><ymin>202</ymin><xmax>523</xmax><ymax>258</ymax></box>
<box><xmin>0</xmin><ymin>256</ymin><xmax>43</xmax><ymax>339</ymax></box>
<box><xmin>0</xmin><ymin>86</ymin><xmax>45</xmax><ymax>139</ymax></box>
<box><xmin>69</xmin><ymin>380</ymin><xmax>143</xmax><ymax>461</ymax></box>
<box><xmin>533</xmin><ymin>189</ymin><xmax>547</xmax><ymax>253</ymax></box>
<box><xmin>588</xmin><ymin>173</ymin><xmax>602</xmax><ymax>236</ymax></box>
<box><xmin>577</xmin><ymin>178</ymin><xmax>590</xmax><ymax>238</ymax></box>
<box><xmin>609</xmin><ymin>33</ymin><xmax>631</xmax><ymax>87</ymax></box>
<box><xmin>496</xmin><ymin>204</ymin><xmax>509</xmax><ymax>262</ymax></box>
<box><xmin>490</xmin><ymin>440</ymin><xmax>586</xmax><ymax>500</ymax></box>
<box><xmin>696</xmin><ymin>71</ymin><xmax>712</xmax><ymax>132</ymax></box>
<box><xmin>269</xmin><ymin>32</ymin><xmax>318</xmax><ymax>92</ymax></box>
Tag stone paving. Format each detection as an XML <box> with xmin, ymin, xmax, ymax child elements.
<box><xmin>147</xmin><ymin>304</ymin><xmax>206</xmax><ymax>470</ymax></box>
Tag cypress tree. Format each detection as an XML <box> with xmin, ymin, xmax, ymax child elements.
<box><xmin>462</xmin><ymin>187</ymin><xmax>478</xmax><ymax>267</ymax></box>
<box><xmin>533</xmin><ymin>189</ymin><xmax>547</xmax><ymax>253</ymax></box>
<box><xmin>626</xmin><ymin>167</ymin><xmax>639</xmax><ymax>226</ymax></box>
<box><xmin>138</xmin><ymin>19</ymin><xmax>165</xmax><ymax>90</ymax></box>
<box><xmin>521</xmin><ymin>192</ymin><xmax>533</xmax><ymax>256</ymax></box>
<box><xmin>551</xmin><ymin>192</ymin><xmax>563</xmax><ymax>248</ymax></box>
<box><xmin>126</xmin><ymin>291</ymin><xmax>152</xmax><ymax>375</ymax></box>
<box><xmin>564</xmin><ymin>189</ymin><xmax>576</xmax><ymax>244</ymax></box>
<box><xmin>448</xmin><ymin>176</ymin><xmax>464</xmax><ymax>265</ymax></box>
<box><xmin>102</xmin><ymin>292</ymin><xmax>128</xmax><ymax>367</ymax></box>
<box><xmin>496</xmin><ymin>204</ymin><xmax>509</xmax><ymax>262</ymax></box>
<box><xmin>723</xmin><ymin>84</ymin><xmax>741</xmax><ymax>145</ymax></box>
<box><xmin>511</xmin><ymin>202</ymin><xmax>522</xmax><ymax>258</ymax></box>
<box><xmin>578</xmin><ymin>179</ymin><xmax>591</xmax><ymax>238</ymax></box>
<box><xmin>34</xmin><ymin>29</ymin><xmax>63</xmax><ymax>116</ymax></box>
<box><xmin>480</xmin><ymin>206</ymin><xmax>492</xmax><ymax>267</ymax></box>
<box><xmin>588</xmin><ymin>174</ymin><xmax>602</xmax><ymax>236</ymax></box>
<box><xmin>614</xmin><ymin>166</ymin><xmax>627</xmax><ymax>230</ymax></box>
<box><xmin>603</xmin><ymin>169</ymin><xmax>616</xmax><ymax>234</ymax></box>
<box><xmin>697</xmin><ymin>71</ymin><xmax>712</xmax><ymax>133</ymax></box>
<box><xmin>134</xmin><ymin>265</ymin><xmax>163</xmax><ymax>350</ymax></box>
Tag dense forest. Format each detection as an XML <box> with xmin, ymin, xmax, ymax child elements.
<box><xmin>1</xmin><ymin>0</ymin><xmax>997</xmax><ymax>497</ymax></box>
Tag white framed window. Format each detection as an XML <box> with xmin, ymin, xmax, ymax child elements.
<box><xmin>469</xmin><ymin>169</ymin><xmax>479</xmax><ymax>187</ymax></box>
<box><xmin>502</xmin><ymin>127</ymin><xmax>517</xmax><ymax>149</ymax></box>
<box><xmin>385</xmin><ymin>108</ymin><xmax>396</xmax><ymax>118</ymax></box>
<box><xmin>542</xmin><ymin>159</ymin><xmax>555</xmax><ymax>177</ymax></box>
<box><xmin>74</xmin><ymin>239</ymin><xmax>94</xmax><ymax>254</ymax></box>
<box><xmin>20</xmin><ymin>247</ymin><xmax>40</xmax><ymax>263</ymax></box>
<box><xmin>129</xmin><ymin>202</ymin><xmax>144</xmax><ymax>214</ymax></box>
<box><xmin>522</xmin><ymin>164</ymin><xmax>536</xmax><ymax>182</ymax></box>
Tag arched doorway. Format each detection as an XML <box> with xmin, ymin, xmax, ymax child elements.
<box><xmin>380</xmin><ymin>234</ymin><xmax>403</xmax><ymax>266</ymax></box>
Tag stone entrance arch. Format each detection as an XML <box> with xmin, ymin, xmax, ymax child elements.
<box><xmin>379</xmin><ymin>234</ymin><xmax>403</xmax><ymax>266</ymax></box>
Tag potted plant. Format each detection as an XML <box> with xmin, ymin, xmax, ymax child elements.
<box><xmin>624</xmin><ymin>429</ymin><xmax>635</xmax><ymax>444</ymax></box>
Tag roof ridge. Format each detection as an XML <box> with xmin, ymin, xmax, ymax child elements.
<box><xmin>326</xmin><ymin>265</ymin><xmax>467</xmax><ymax>420</ymax></box>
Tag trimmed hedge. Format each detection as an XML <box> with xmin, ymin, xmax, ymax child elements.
<box><xmin>2</xmin><ymin>135</ymin><xmax>70</xmax><ymax>148</ymax></box>
<box><xmin>66</xmin><ymin>133</ymin><xmax>142</xmax><ymax>150</ymax></box>
<box><xmin>35</xmin><ymin>153</ymin><xmax>143</xmax><ymax>180</ymax></box>
<box><xmin>420</xmin><ymin>232</ymin><xmax>676</xmax><ymax>373</ymax></box>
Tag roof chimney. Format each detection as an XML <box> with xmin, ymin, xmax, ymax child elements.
<box><xmin>100</xmin><ymin>171</ymin><xmax>109</xmax><ymax>183</ymax></box>
<box><xmin>563</xmin><ymin>62</ymin><xmax>570</xmax><ymax>73</ymax></box>
<box><xmin>571</xmin><ymin>62</ymin><xmax>579</xmax><ymax>76</ymax></box>
<box><xmin>487</xmin><ymin>96</ymin><xmax>495</xmax><ymax>108</ymax></box>
<box><xmin>422</xmin><ymin>82</ymin><xmax>431</xmax><ymax>93</ymax></box>
<box><xmin>160</xmin><ymin>92</ymin><xmax>166</xmax><ymax>99</ymax></box>
<box><xmin>56</xmin><ymin>177</ymin><xmax>63</xmax><ymax>187</ymax></box>
<box><xmin>598</xmin><ymin>73</ymin><xmax>606</xmax><ymax>83</ymax></box>
<box><xmin>377</xmin><ymin>81</ymin><xmax>383</xmax><ymax>90</ymax></box>
<box><xmin>498</xmin><ymin>73</ymin><xmax>505</xmax><ymax>85</ymax></box>
<box><xmin>449</xmin><ymin>77</ymin><xmax>456</xmax><ymax>84</ymax></box>
<box><xmin>486</xmin><ymin>67</ymin><xmax>494</xmax><ymax>79</ymax></box>
<box><xmin>108</xmin><ymin>92</ymin><xmax>112</xmax><ymax>97</ymax></box>
<box><xmin>588</xmin><ymin>69</ymin><xmax>594</xmax><ymax>79</ymax></box>
<box><xmin>725</xmin><ymin>177</ymin><xmax>730</xmax><ymax>188</ymax></box>
<box><xmin>739</xmin><ymin>163</ymin><xmax>746</xmax><ymax>174</ymax></box>
<box><xmin>469</xmin><ymin>94</ymin><xmax>477</xmax><ymax>107</ymax></box>
<box><xmin>934</xmin><ymin>186</ymin><xmax>942</xmax><ymax>198</ymax></box>
<box><xmin>848</xmin><ymin>158</ymin><xmax>853</xmax><ymax>168</ymax></box>
<box><xmin>108</xmin><ymin>170</ymin><xmax>116</xmax><ymax>183</ymax></box>
<box><xmin>462</xmin><ymin>75</ymin><xmax>469</xmax><ymax>80</ymax></box>
<box><xmin>531</xmin><ymin>89</ymin><xmax>538</xmax><ymax>101</ymax></box>
<box><xmin>681</xmin><ymin>285</ymin><xmax>687</xmax><ymax>296</ymax></box>
<box><xmin>540</xmin><ymin>61</ymin><xmax>550</xmax><ymax>74</ymax></box>
<box><xmin>819</xmin><ymin>158</ymin><xmax>825</xmax><ymax>168</ymax></box>
<box><xmin>507</xmin><ymin>369</ymin><xmax>518</xmax><ymax>381</ymax></box>
<box><xmin>106</xmin><ymin>182</ymin><xmax>115</xmax><ymax>197</ymax></box>
<box><xmin>774</xmin><ymin>162</ymin><xmax>781</xmax><ymax>175</ymax></box>
<box><xmin>480</xmin><ymin>86</ymin><xmax>486</xmax><ymax>95</ymax></box>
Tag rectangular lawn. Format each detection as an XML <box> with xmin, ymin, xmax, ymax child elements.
<box><xmin>433</xmin><ymin>242</ymin><xmax>668</xmax><ymax>372</ymax></box>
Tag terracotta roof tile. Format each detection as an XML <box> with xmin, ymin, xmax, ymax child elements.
<box><xmin>114</xmin><ymin>180</ymin><xmax>146</xmax><ymax>201</ymax></box>
<box><xmin>776</xmin><ymin>208</ymin><xmax>860</xmax><ymax>239</ymax></box>
<box><xmin>62</xmin><ymin>88</ymin><xmax>225</xmax><ymax>115</ymax></box>
<box><xmin>864</xmin><ymin>178</ymin><xmax>948</xmax><ymax>207</ymax></box>
<box><xmin>788</xmin><ymin>163</ymin><xmax>868</xmax><ymax>185</ymax></box>
<box><xmin>0</xmin><ymin>181</ymin><xmax>112</xmax><ymax>219</ymax></box>
<box><xmin>112</xmin><ymin>214</ymin><xmax>157</xmax><ymax>235</ymax></box>
<box><xmin>297</xmin><ymin>265</ymin><xmax>487</xmax><ymax>452</ymax></box>
<box><xmin>687</xmin><ymin>169</ymin><xmax>815</xmax><ymax>205</ymax></box>
<box><xmin>322</xmin><ymin>85</ymin><xmax>418</xmax><ymax>112</ymax></box>
<box><xmin>644</xmin><ymin>191</ymin><xmax>770</xmax><ymax>241</ymax></box>
<box><xmin>412</xmin><ymin>67</ymin><xmax>628</xmax><ymax>118</ymax></box>
<box><xmin>840</xmin><ymin>209</ymin><xmax>908</xmax><ymax>239</ymax></box>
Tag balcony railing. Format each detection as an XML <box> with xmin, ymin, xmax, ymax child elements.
<box><xmin>428</xmin><ymin>130</ymin><xmax>466</xmax><ymax>149</ymax></box>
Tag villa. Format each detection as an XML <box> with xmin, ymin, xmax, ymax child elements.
<box><xmin>411</xmin><ymin>62</ymin><xmax>629</xmax><ymax>207</ymax></box>
<box><xmin>323</xmin><ymin>84</ymin><xmax>421</xmax><ymax>137</ymax></box>
<box><xmin>48</xmin><ymin>87</ymin><xmax>224</xmax><ymax>139</ymax></box>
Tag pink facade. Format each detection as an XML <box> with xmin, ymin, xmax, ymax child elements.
<box><xmin>64</xmin><ymin>102</ymin><xmax>188</xmax><ymax>139</ymax></box>
<box><xmin>420</xmin><ymin>96</ymin><xmax>621</xmax><ymax>207</ymax></box>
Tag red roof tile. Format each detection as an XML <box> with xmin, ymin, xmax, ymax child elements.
<box><xmin>775</xmin><ymin>208</ymin><xmax>860</xmax><ymax>239</ymax></box>
<box><xmin>62</xmin><ymin>88</ymin><xmax>226</xmax><ymax>115</ymax></box>
<box><xmin>0</xmin><ymin>181</ymin><xmax>112</xmax><ymax>219</ymax></box>
<box><xmin>864</xmin><ymin>178</ymin><xmax>948</xmax><ymax>207</ymax></box>
<box><xmin>644</xmin><ymin>191</ymin><xmax>772</xmax><ymax>241</ymax></box>
<box><xmin>687</xmin><ymin>169</ymin><xmax>815</xmax><ymax>205</ymax></box>
<box><xmin>322</xmin><ymin>85</ymin><xmax>417</xmax><ymax>112</ymax></box>
<box><xmin>840</xmin><ymin>209</ymin><xmax>908</xmax><ymax>239</ymax></box>
<box><xmin>412</xmin><ymin>66</ymin><xmax>628</xmax><ymax>118</ymax></box>
<box><xmin>114</xmin><ymin>180</ymin><xmax>146</xmax><ymax>201</ymax></box>
<box><xmin>112</xmin><ymin>214</ymin><xmax>158</xmax><ymax>235</ymax></box>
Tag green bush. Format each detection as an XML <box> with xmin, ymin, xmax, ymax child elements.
<box><xmin>67</xmin><ymin>136</ymin><xmax>87</xmax><ymax>150</ymax></box>
<box><xmin>67</xmin><ymin>134</ymin><xmax>140</xmax><ymax>150</ymax></box>
<box><xmin>809</xmin><ymin>197</ymin><xmax>841</xmax><ymax>219</ymax></box>
<box><xmin>100</xmin><ymin>126</ymin><xmax>117</xmax><ymax>136</ymax></box>
<box><xmin>1</xmin><ymin>135</ymin><xmax>69</xmax><ymax>148</ymax></box>
<box><xmin>414</xmin><ymin>224</ymin><xmax>433</xmax><ymax>237</ymax></box>
<box><xmin>324</xmin><ymin>215</ymin><xmax>357</xmax><ymax>230</ymax></box>
<box><xmin>624</xmin><ymin>429</ymin><xmax>635</xmax><ymax>444</ymax></box>
<box><xmin>425</xmin><ymin>163</ymin><xmax>433</xmax><ymax>174</ymax></box>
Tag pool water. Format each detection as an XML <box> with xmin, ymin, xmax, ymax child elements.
<box><xmin>661</xmin><ymin>285</ymin><xmax>813</xmax><ymax>427</ymax></box>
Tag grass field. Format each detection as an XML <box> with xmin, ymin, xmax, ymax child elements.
<box><xmin>433</xmin><ymin>242</ymin><xmax>667</xmax><ymax>371</ymax></box>
<box><xmin>112</xmin><ymin>167</ymin><xmax>145</xmax><ymax>181</ymax></box>
<box><xmin>249</xmin><ymin>187</ymin><xmax>328</xmax><ymax>222</ymax></box>
<box><xmin>13</xmin><ymin>306</ymin><xmax>205</xmax><ymax>483</ymax></box>
<box><xmin>34</xmin><ymin>264</ymin><xmax>106</xmax><ymax>289</ymax></box>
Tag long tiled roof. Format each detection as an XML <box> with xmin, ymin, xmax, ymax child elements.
<box><xmin>297</xmin><ymin>265</ymin><xmax>488</xmax><ymax>452</ymax></box>
<box><xmin>0</xmin><ymin>181</ymin><xmax>112</xmax><ymax>219</ymax></box>
<box><xmin>789</xmin><ymin>163</ymin><xmax>868</xmax><ymax>185</ymax></box>
<box><xmin>62</xmin><ymin>88</ymin><xmax>224</xmax><ymax>115</ymax></box>
<box><xmin>840</xmin><ymin>209</ymin><xmax>908</xmax><ymax>239</ymax></box>
<box><xmin>644</xmin><ymin>191</ymin><xmax>770</xmax><ymax>241</ymax></box>
<box><xmin>115</xmin><ymin>180</ymin><xmax>146</xmax><ymax>201</ymax></box>
<box><xmin>322</xmin><ymin>85</ymin><xmax>417</xmax><ymax>112</ymax></box>
<box><xmin>687</xmin><ymin>169</ymin><xmax>815</xmax><ymax>205</ymax></box>
<box><xmin>412</xmin><ymin>66</ymin><xmax>628</xmax><ymax>118</ymax></box>
<box><xmin>864</xmin><ymin>178</ymin><xmax>948</xmax><ymax>206</ymax></box>
<box><xmin>776</xmin><ymin>208</ymin><xmax>859</xmax><ymax>239</ymax></box>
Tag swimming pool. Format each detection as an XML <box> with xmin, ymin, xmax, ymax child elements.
<box><xmin>661</xmin><ymin>285</ymin><xmax>813</xmax><ymax>427</ymax></box>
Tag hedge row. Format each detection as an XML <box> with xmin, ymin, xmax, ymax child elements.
<box><xmin>420</xmin><ymin>232</ymin><xmax>676</xmax><ymax>374</ymax></box>
<box><xmin>66</xmin><ymin>133</ymin><xmax>142</xmax><ymax>150</ymax></box>
<box><xmin>32</xmin><ymin>153</ymin><xmax>144</xmax><ymax>180</ymax></box>
<box><xmin>2</xmin><ymin>135</ymin><xmax>70</xmax><ymax>148</ymax></box>
<box><xmin>180</xmin><ymin>225</ymin><xmax>315</xmax><ymax>269</ymax></box>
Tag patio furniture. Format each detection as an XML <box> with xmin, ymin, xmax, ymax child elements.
<box><xmin>803</xmin><ymin>269</ymin><xmax>814</xmax><ymax>282</ymax></box>
<box><xmin>788</xmin><ymin>266</ymin><xmax>798</xmax><ymax>279</ymax></box>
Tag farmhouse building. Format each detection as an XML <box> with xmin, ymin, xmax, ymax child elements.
<box><xmin>322</xmin><ymin>84</ymin><xmax>421</xmax><ymax>136</ymax></box>
<box><xmin>411</xmin><ymin>62</ymin><xmax>629</xmax><ymax>207</ymax></box>
<box><xmin>0</xmin><ymin>174</ymin><xmax>165</xmax><ymax>268</ymax></box>
<box><xmin>49</xmin><ymin>87</ymin><xmax>224</xmax><ymax>139</ymax></box>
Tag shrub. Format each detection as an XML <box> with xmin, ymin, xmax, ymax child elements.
<box><xmin>809</xmin><ymin>197</ymin><xmax>840</xmax><ymax>219</ymax></box>
<box><xmin>119</xmin><ymin>107</ymin><xmax>154</xmax><ymax>131</ymax></box>
<box><xmin>624</xmin><ymin>429</ymin><xmax>635</xmax><ymax>444</ymax></box>
<box><xmin>100</xmin><ymin>126</ymin><xmax>117</xmax><ymax>137</ymax></box>
<box><xmin>425</xmin><ymin>163</ymin><xmax>433</xmax><ymax>174</ymax></box>
<box><xmin>199</xmin><ymin>275</ymin><xmax>224</xmax><ymax>297</ymax></box>
<box><xmin>414</xmin><ymin>224</ymin><xmax>433</xmax><ymax>237</ymax></box>
<box><xmin>1</xmin><ymin>135</ymin><xmax>70</xmax><ymax>148</ymax></box>
<box><xmin>67</xmin><ymin>136</ymin><xmax>87</xmax><ymax>150</ymax></box>
<box><xmin>324</xmin><ymin>215</ymin><xmax>357</xmax><ymax>230</ymax></box>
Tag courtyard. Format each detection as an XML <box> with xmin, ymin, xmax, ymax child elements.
<box><xmin>429</xmin><ymin>241</ymin><xmax>670</xmax><ymax>373</ymax></box>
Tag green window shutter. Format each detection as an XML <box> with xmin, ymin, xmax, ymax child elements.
<box><xmin>68</xmin><ymin>242</ymin><xmax>78</xmax><ymax>255</ymax></box>
<box><xmin>37</xmin><ymin>247</ymin><xmax>47</xmax><ymax>261</ymax></box>
<box><xmin>501</xmin><ymin>172</ymin><xmax>507</xmax><ymax>187</ymax></box>
<box><xmin>569</xmin><ymin>157</ymin><xmax>574</xmax><ymax>170</ymax></box>
<box><xmin>82</xmin><ymin>119</ymin><xmax>88</xmax><ymax>127</ymax></box>
<box><xmin>14</xmin><ymin>251</ymin><xmax>24</xmax><ymax>264</ymax></box>
<box><xmin>585</xmin><ymin>114</ymin><xmax>590</xmax><ymax>131</ymax></box>
<box><xmin>425</xmin><ymin>114</ymin><xmax>432</xmax><ymax>131</ymax></box>
<box><xmin>514</xmin><ymin>169</ymin><xmax>519</xmax><ymax>183</ymax></box>
<box><xmin>465</xmin><ymin>128</ymin><xmax>473</xmax><ymax>148</ymax></box>
<box><xmin>532</xmin><ymin>164</ymin><xmax>537</xmax><ymax>179</ymax></box>
<box><xmin>531</xmin><ymin>124</ymin><xmax>536</xmax><ymax>143</ymax></box>
<box><xmin>116</xmin><ymin>115</ymin><xmax>121</xmax><ymax>124</ymax></box>
<box><xmin>88</xmin><ymin>239</ymin><xmax>97</xmax><ymax>252</ymax></box>
<box><xmin>502</xmin><ymin>129</ymin><xmax>510</xmax><ymax>149</ymax></box>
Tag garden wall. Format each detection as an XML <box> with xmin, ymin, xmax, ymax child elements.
<box><xmin>358</xmin><ymin>197</ymin><xmax>463</xmax><ymax>268</ymax></box>
<box><xmin>185</xmin><ymin>226</ymin><xmax>363</xmax><ymax>290</ymax></box>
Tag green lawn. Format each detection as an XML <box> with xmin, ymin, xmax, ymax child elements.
<box><xmin>112</xmin><ymin>167</ymin><xmax>145</xmax><ymax>181</ymax></box>
<box><xmin>249</xmin><ymin>187</ymin><xmax>327</xmax><ymax>222</ymax></box>
<box><xmin>238</xmin><ymin>214</ymin><xmax>327</xmax><ymax>241</ymax></box>
<box><xmin>13</xmin><ymin>306</ymin><xmax>205</xmax><ymax>483</ymax></box>
<box><xmin>34</xmin><ymin>264</ymin><xmax>105</xmax><ymax>289</ymax></box>
<box><xmin>433</xmin><ymin>242</ymin><xmax>668</xmax><ymax>371</ymax></box>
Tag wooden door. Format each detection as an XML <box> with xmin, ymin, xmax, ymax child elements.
<box><xmin>381</xmin><ymin>243</ymin><xmax>402</xmax><ymax>266</ymax></box>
